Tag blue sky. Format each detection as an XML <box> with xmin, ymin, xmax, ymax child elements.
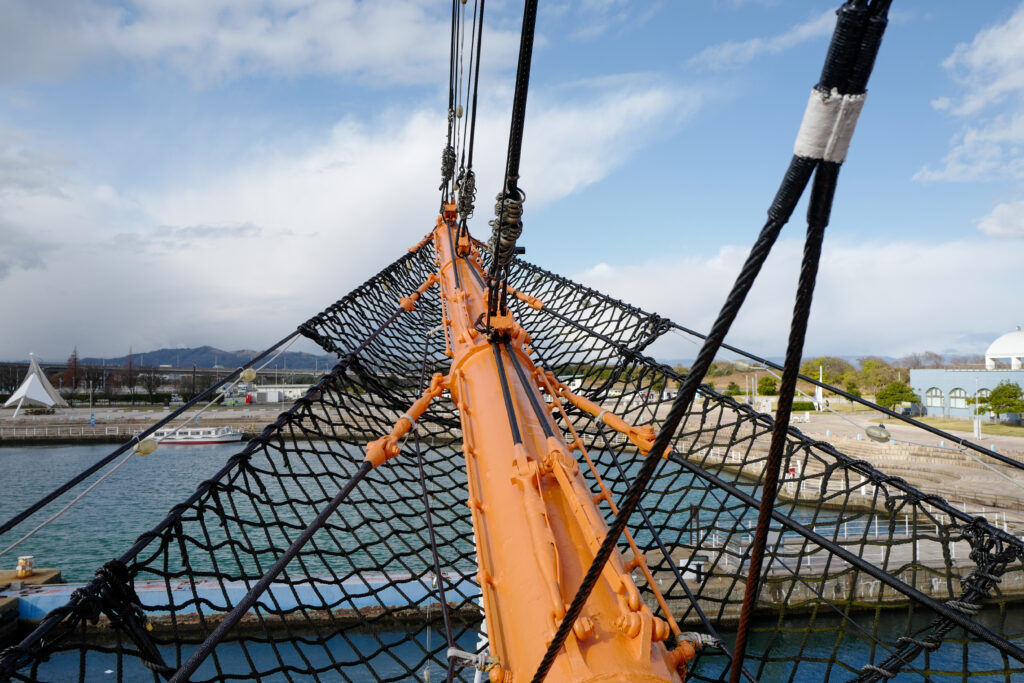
<box><xmin>1</xmin><ymin>1</ymin><xmax>1022</xmax><ymax>363</ymax></box>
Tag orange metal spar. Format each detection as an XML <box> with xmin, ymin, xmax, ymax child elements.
<box><xmin>368</xmin><ymin>203</ymin><xmax>695</xmax><ymax>682</ymax></box>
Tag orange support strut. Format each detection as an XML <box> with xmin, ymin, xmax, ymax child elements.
<box><xmin>367</xmin><ymin>202</ymin><xmax>694</xmax><ymax>682</ymax></box>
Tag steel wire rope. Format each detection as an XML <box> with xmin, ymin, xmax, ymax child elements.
<box><xmin>529</xmin><ymin>153</ymin><xmax>817</xmax><ymax>682</ymax></box>
<box><xmin>661</xmin><ymin>450</ymin><xmax>1024</xmax><ymax>667</ymax></box>
<box><xmin>505</xmin><ymin>261</ymin><xmax>1024</xmax><ymax>678</ymax></box>
<box><xmin>532</xmin><ymin>294</ymin><xmax>1024</xmax><ymax>550</ymax></box>
<box><xmin>441</xmin><ymin>0</ymin><xmax>459</xmax><ymax>198</ymax></box>
<box><xmin>455</xmin><ymin>0</ymin><xmax>473</xmax><ymax>169</ymax></box>
<box><xmin>458</xmin><ymin>0</ymin><xmax>484</xmax><ymax>233</ymax></box>
<box><xmin>166</xmin><ymin>460</ymin><xmax>374</xmax><ymax>683</ymax></box>
<box><xmin>590</xmin><ymin>422</ymin><xmax>759</xmax><ymax>683</ymax></box>
<box><xmin>532</xmin><ymin>0</ymin><xmax>902</xmax><ymax>672</ymax></box>
<box><xmin>452</xmin><ymin>0</ymin><xmax>465</xmax><ymax>194</ymax></box>
<box><xmin>486</xmin><ymin>0</ymin><xmax>538</xmax><ymax>323</ymax></box>
<box><xmin>414</xmin><ymin>325</ymin><xmax>458</xmax><ymax>683</ymax></box>
<box><xmin>517</xmin><ymin>315</ymin><xmax>754</xmax><ymax>679</ymax></box>
<box><xmin>730</xmin><ymin>179</ymin><xmax>835</xmax><ymax>683</ymax></box>
<box><xmin>734</xmin><ymin>512</ymin><xmax>940</xmax><ymax>683</ymax></box>
<box><xmin>531</xmin><ymin>2</ymin><xmax>894</xmax><ymax>674</ymax></box>
<box><xmin>732</xmin><ymin>0</ymin><xmax>897</xmax><ymax>673</ymax></box>
<box><xmin>465</xmin><ymin>0</ymin><xmax>485</xmax><ymax>173</ymax></box>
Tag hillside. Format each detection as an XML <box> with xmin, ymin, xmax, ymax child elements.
<box><xmin>79</xmin><ymin>346</ymin><xmax>337</xmax><ymax>370</ymax></box>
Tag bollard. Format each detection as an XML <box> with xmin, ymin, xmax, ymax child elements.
<box><xmin>16</xmin><ymin>555</ymin><xmax>34</xmax><ymax>578</ymax></box>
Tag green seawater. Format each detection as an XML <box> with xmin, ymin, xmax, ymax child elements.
<box><xmin>3</xmin><ymin>444</ymin><xmax>1023</xmax><ymax>681</ymax></box>
<box><xmin>0</xmin><ymin>443</ymin><xmax>236</xmax><ymax>581</ymax></box>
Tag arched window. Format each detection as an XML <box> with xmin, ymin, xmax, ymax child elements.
<box><xmin>925</xmin><ymin>387</ymin><xmax>943</xmax><ymax>408</ymax></box>
<box><xmin>949</xmin><ymin>388</ymin><xmax>967</xmax><ymax>409</ymax></box>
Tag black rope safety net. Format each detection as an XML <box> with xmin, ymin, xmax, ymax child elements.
<box><xmin>2</xmin><ymin>1</ymin><xmax>1024</xmax><ymax>682</ymax></box>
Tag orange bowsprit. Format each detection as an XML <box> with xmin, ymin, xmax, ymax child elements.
<box><xmin>367</xmin><ymin>203</ymin><xmax>694</xmax><ymax>682</ymax></box>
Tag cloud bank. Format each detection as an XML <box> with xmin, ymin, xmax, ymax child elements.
<box><xmin>916</xmin><ymin>2</ymin><xmax>1024</xmax><ymax>238</ymax></box>
<box><xmin>0</xmin><ymin>79</ymin><xmax>689</xmax><ymax>360</ymax></box>
<box><xmin>686</xmin><ymin>9</ymin><xmax>834</xmax><ymax>71</ymax></box>
<box><xmin>572</xmin><ymin>238</ymin><xmax>1023</xmax><ymax>360</ymax></box>
<box><xmin>0</xmin><ymin>0</ymin><xmax>520</xmax><ymax>85</ymax></box>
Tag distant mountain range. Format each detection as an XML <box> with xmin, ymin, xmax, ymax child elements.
<box><xmin>78</xmin><ymin>346</ymin><xmax>338</xmax><ymax>371</ymax></box>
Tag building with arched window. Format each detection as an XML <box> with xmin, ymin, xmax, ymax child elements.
<box><xmin>949</xmin><ymin>388</ymin><xmax>967</xmax><ymax>409</ymax></box>
<box><xmin>909</xmin><ymin>328</ymin><xmax>1024</xmax><ymax>420</ymax></box>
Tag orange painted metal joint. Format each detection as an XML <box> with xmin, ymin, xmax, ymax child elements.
<box><xmin>456</xmin><ymin>229</ymin><xmax>472</xmax><ymax>256</ymax></box>
<box><xmin>399</xmin><ymin>272</ymin><xmax>439</xmax><ymax>312</ymax></box>
<box><xmin>667</xmin><ymin>641</ymin><xmax>697</xmax><ymax>677</ymax></box>
<box><xmin>407</xmin><ymin>233</ymin><xmax>434</xmax><ymax>253</ymax></box>
<box><xmin>545</xmin><ymin>372</ymin><xmax>656</xmax><ymax>454</ymax></box>
<box><xmin>487</xmin><ymin>311</ymin><xmax>517</xmax><ymax>336</ymax></box>
<box><xmin>506</xmin><ymin>285</ymin><xmax>543</xmax><ymax>310</ymax></box>
<box><xmin>365</xmin><ymin>373</ymin><xmax>447</xmax><ymax>468</ymax></box>
<box><xmin>442</xmin><ymin>201</ymin><xmax>458</xmax><ymax>223</ymax></box>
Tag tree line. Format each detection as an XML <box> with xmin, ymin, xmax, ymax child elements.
<box><xmin>1</xmin><ymin>347</ymin><xmax>324</xmax><ymax>406</ymax></box>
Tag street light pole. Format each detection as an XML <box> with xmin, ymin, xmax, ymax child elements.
<box><xmin>974</xmin><ymin>377</ymin><xmax>981</xmax><ymax>439</ymax></box>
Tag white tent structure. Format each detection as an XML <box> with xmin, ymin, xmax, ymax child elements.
<box><xmin>3</xmin><ymin>353</ymin><xmax>68</xmax><ymax>418</ymax></box>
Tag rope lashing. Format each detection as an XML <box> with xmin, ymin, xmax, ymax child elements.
<box><xmin>794</xmin><ymin>88</ymin><xmax>866</xmax><ymax>162</ymax></box>
<box><xmin>488</xmin><ymin>187</ymin><xmax>524</xmax><ymax>271</ymax></box>
<box><xmin>458</xmin><ymin>168</ymin><xmax>476</xmax><ymax>219</ymax></box>
<box><xmin>440</xmin><ymin>142</ymin><xmax>456</xmax><ymax>191</ymax></box>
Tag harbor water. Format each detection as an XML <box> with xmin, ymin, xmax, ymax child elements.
<box><xmin>2</xmin><ymin>444</ymin><xmax>1022</xmax><ymax>681</ymax></box>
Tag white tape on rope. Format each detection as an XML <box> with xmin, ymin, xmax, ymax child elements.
<box><xmin>793</xmin><ymin>87</ymin><xmax>866</xmax><ymax>163</ymax></box>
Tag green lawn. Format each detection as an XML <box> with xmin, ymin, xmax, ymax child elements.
<box><xmin>881</xmin><ymin>416</ymin><xmax>1024</xmax><ymax>438</ymax></box>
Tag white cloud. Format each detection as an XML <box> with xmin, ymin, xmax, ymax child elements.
<box><xmin>0</xmin><ymin>2</ymin><xmax>117</xmax><ymax>81</ymax></box>
<box><xmin>940</xmin><ymin>4</ymin><xmax>1024</xmax><ymax>117</ymax></box>
<box><xmin>977</xmin><ymin>201</ymin><xmax>1024</xmax><ymax>239</ymax></box>
<box><xmin>687</xmin><ymin>9</ymin><xmax>834</xmax><ymax>71</ymax></box>
<box><xmin>913</xmin><ymin>113</ymin><xmax>1024</xmax><ymax>182</ymax></box>
<box><xmin>917</xmin><ymin>3</ymin><xmax>1024</xmax><ymax>181</ymax></box>
<box><xmin>0</xmin><ymin>0</ymin><xmax>521</xmax><ymax>86</ymax></box>
<box><xmin>0</xmin><ymin>80</ymin><xmax>688</xmax><ymax>359</ymax></box>
<box><xmin>916</xmin><ymin>3</ymin><xmax>1024</xmax><ymax>238</ymax></box>
<box><xmin>570</xmin><ymin>238</ymin><xmax>1024</xmax><ymax>359</ymax></box>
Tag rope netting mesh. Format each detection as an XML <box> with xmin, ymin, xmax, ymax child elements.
<box><xmin>2</xmin><ymin>240</ymin><xmax>1023</xmax><ymax>682</ymax></box>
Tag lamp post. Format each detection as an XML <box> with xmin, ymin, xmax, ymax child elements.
<box><xmin>973</xmin><ymin>377</ymin><xmax>981</xmax><ymax>439</ymax></box>
<box><xmin>734</xmin><ymin>360</ymin><xmax>765</xmax><ymax>409</ymax></box>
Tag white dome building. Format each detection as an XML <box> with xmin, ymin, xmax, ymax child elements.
<box><xmin>985</xmin><ymin>326</ymin><xmax>1024</xmax><ymax>370</ymax></box>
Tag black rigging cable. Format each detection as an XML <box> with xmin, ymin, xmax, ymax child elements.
<box><xmin>486</xmin><ymin>0</ymin><xmax>538</xmax><ymax>324</ymax></box>
<box><xmin>458</xmin><ymin>0</ymin><xmax>484</xmax><ymax>227</ymax></box>
<box><xmin>440</xmin><ymin>0</ymin><xmax>458</xmax><ymax>197</ymax></box>
<box><xmin>731</xmin><ymin>3</ymin><xmax>890</xmax><ymax>678</ymax></box>
<box><xmin>412</xmin><ymin>330</ymin><xmax>456</xmax><ymax>683</ymax></box>
<box><xmin>531</xmin><ymin>2</ymin><xmax>892</xmax><ymax>680</ymax></box>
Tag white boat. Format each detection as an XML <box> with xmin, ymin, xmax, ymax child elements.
<box><xmin>152</xmin><ymin>426</ymin><xmax>244</xmax><ymax>445</ymax></box>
